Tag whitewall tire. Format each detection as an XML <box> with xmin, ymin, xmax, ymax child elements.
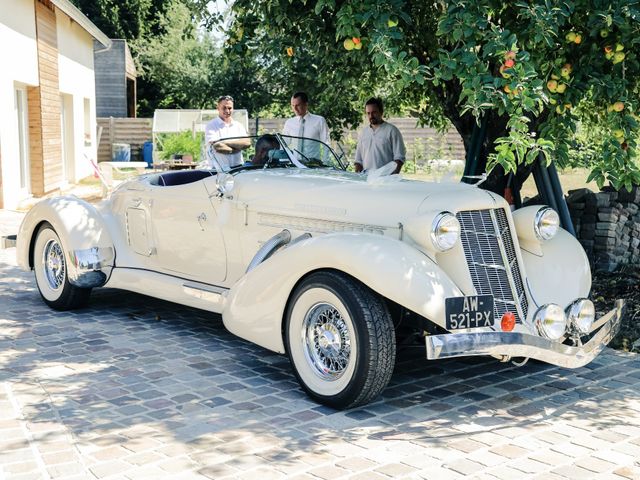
<box><xmin>285</xmin><ymin>271</ymin><xmax>395</xmax><ymax>409</ymax></box>
<box><xmin>33</xmin><ymin>224</ymin><xmax>91</xmax><ymax>310</ymax></box>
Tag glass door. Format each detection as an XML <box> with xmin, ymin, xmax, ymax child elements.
<box><xmin>15</xmin><ymin>88</ymin><xmax>30</xmax><ymax>194</ymax></box>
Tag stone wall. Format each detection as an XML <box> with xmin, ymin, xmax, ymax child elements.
<box><xmin>566</xmin><ymin>186</ymin><xmax>640</xmax><ymax>272</ymax></box>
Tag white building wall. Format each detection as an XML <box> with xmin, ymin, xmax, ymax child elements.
<box><xmin>0</xmin><ymin>0</ymin><xmax>39</xmax><ymax>209</ymax></box>
<box><xmin>56</xmin><ymin>11</ymin><xmax>97</xmax><ymax>183</ymax></box>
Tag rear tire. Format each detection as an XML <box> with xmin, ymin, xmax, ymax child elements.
<box><xmin>33</xmin><ymin>224</ymin><xmax>91</xmax><ymax>310</ymax></box>
<box><xmin>285</xmin><ymin>271</ymin><xmax>395</xmax><ymax>409</ymax></box>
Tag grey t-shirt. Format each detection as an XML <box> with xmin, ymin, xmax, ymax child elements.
<box><xmin>354</xmin><ymin>121</ymin><xmax>406</xmax><ymax>171</ymax></box>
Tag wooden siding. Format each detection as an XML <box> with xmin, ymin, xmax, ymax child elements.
<box><xmin>32</xmin><ymin>1</ymin><xmax>63</xmax><ymax>195</ymax></box>
<box><xmin>97</xmin><ymin>117</ymin><xmax>152</xmax><ymax>163</ymax></box>
<box><xmin>27</xmin><ymin>86</ymin><xmax>44</xmax><ymax>195</ymax></box>
<box><xmin>124</xmin><ymin>42</ymin><xmax>137</xmax><ymax>78</ymax></box>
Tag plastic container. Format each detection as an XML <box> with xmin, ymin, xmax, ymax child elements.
<box><xmin>142</xmin><ymin>141</ymin><xmax>153</xmax><ymax>168</ymax></box>
<box><xmin>112</xmin><ymin>143</ymin><xmax>131</xmax><ymax>162</ymax></box>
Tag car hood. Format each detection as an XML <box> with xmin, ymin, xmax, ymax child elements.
<box><xmin>231</xmin><ymin>169</ymin><xmax>505</xmax><ymax>226</ymax></box>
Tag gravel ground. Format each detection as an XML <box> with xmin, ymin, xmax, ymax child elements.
<box><xmin>592</xmin><ymin>267</ymin><xmax>640</xmax><ymax>352</ymax></box>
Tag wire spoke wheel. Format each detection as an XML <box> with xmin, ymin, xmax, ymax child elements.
<box><xmin>33</xmin><ymin>224</ymin><xmax>91</xmax><ymax>311</ymax></box>
<box><xmin>286</xmin><ymin>271</ymin><xmax>395</xmax><ymax>409</ymax></box>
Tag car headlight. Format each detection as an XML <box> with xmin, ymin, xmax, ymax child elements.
<box><xmin>565</xmin><ymin>298</ymin><xmax>595</xmax><ymax>335</ymax></box>
<box><xmin>534</xmin><ymin>304</ymin><xmax>567</xmax><ymax>340</ymax></box>
<box><xmin>430</xmin><ymin>212</ymin><xmax>460</xmax><ymax>251</ymax></box>
<box><xmin>534</xmin><ymin>207</ymin><xmax>559</xmax><ymax>241</ymax></box>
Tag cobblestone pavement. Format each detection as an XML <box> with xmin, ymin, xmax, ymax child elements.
<box><xmin>1</xmin><ymin>246</ymin><xmax>640</xmax><ymax>480</ymax></box>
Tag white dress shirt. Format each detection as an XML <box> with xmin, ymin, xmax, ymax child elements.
<box><xmin>204</xmin><ymin>117</ymin><xmax>248</xmax><ymax>169</ymax></box>
<box><xmin>283</xmin><ymin>113</ymin><xmax>330</xmax><ymax>159</ymax></box>
<box><xmin>354</xmin><ymin>121</ymin><xmax>406</xmax><ymax>172</ymax></box>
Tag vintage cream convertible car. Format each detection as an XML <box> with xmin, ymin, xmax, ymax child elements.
<box><xmin>17</xmin><ymin>134</ymin><xmax>623</xmax><ymax>409</ymax></box>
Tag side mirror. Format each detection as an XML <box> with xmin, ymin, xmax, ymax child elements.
<box><xmin>216</xmin><ymin>173</ymin><xmax>235</xmax><ymax>198</ymax></box>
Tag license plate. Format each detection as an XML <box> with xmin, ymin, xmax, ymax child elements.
<box><xmin>445</xmin><ymin>295</ymin><xmax>494</xmax><ymax>330</ymax></box>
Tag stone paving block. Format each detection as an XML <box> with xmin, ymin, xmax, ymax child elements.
<box><xmin>3</xmin><ymin>460</ymin><xmax>41</xmax><ymax>475</ymax></box>
<box><xmin>613</xmin><ymin>465</ymin><xmax>640</xmax><ymax>480</ymax></box>
<box><xmin>488</xmin><ymin>444</ymin><xmax>530</xmax><ymax>459</ymax></box>
<box><xmin>483</xmin><ymin>465</ymin><xmax>526</xmax><ymax>480</ymax></box>
<box><xmin>550</xmin><ymin>442</ymin><xmax>593</xmax><ymax>458</ymax></box>
<box><xmin>613</xmin><ymin>441</ymin><xmax>640</xmax><ymax>458</ymax></box>
<box><xmin>348</xmin><ymin>472</ymin><xmax>390</xmax><ymax>480</ymax></box>
<box><xmin>592</xmin><ymin>449</ymin><xmax>637</xmax><ymax>466</ymax></box>
<box><xmin>443</xmin><ymin>458</ymin><xmax>485</xmax><ymax>476</ymax></box>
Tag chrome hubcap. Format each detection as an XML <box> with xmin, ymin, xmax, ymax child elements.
<box><xmin>43</xmin><ymin>238</ymin><xmax>65</xmax><ymax>290</ymax></box>
<box><xmin>303</xmin><ymin>303</ymin><xmax>351</xmax><ymax>380</ymax></box>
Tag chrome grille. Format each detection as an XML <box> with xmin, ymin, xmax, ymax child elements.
<box><xmin>457</xmin><ymin>209</ymin><xmax>528</xmax><ymax>323</ymax></box>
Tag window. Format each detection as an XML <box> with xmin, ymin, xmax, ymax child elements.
<box><xmin>84</xmin><ymin>98</ymin><xmax>91</xmax><ymax>146</ymax></box>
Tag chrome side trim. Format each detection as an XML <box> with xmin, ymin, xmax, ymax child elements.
<box><xmin>426</xmin><ymin>301</ymin><xmax>623</xmax><ymax>369</ymax></box>
<box><xmin>246</xmin><ymin>229</ymin><xmax>291</xmax><ymax>273</ymax></box>
<box><xmin>183</xmin><ymin>282</ymin><xmax>228</xmax><ymax>302</ymax></box>
<box><xmin>67</xmin><ymin>247</ymin><xmax>114</xmax><ymax>288</ymax></box>
<box><xmin>258</xmin><ymin>213</ymin><xmax>390</xmax><ymax>236</ymax></box>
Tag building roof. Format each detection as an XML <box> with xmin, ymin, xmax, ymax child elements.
<box><xmin>51</xmin><ymin>0</ymin><xmax>111</xmax><ymax>48</ymax></box>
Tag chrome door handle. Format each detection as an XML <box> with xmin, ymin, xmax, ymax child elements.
<box><xmin>197</xmin><ymin>212</ymin><xmax>207</xmax><ymax>230</ymax></box>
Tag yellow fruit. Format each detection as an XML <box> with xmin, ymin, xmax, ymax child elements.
<box><xmin>613</xmin><ymin>52</ymin><xmax>625</xmax><ymax>64</ymax></box>
<box><xmin>600</xmin><ymin>29</ymin><xmax>609</xmax><ymax>38</ymax></box>
<box><xmin>613</xmin><ymin>129</ymin><xmax>625</xmax><ymax>138</ymax></box>
<box><xmin>547</xmin><ymin>80</ymin><xmax>558</xmax><ymax>92</ymax></box>
<box><xmin>560</xmin><ymin>67</ymin><xmax>571</xmax><ymax>78</ymax></box>
<box><xmin>343</xmin><ymin>38</ymin><xmax>355</xmax><ymax>51</ymax></box>
<box><xmin>286</xmin><ymin>47</ymin><xmax>294</xmax><ymax>57</ymax></box>
<box><xmin>556</xmin><ymin>83</ymin><xmax>567</xmax><ymax>93</ymax></box>
<box><xmin>387</xmin><ymin>17</ymin><xmax>399</xmax><ymax>28</ymax></box>
<box><xmin>354</xmin><ymin>42</ymin><xmax>362</xmax><ymax>50</ymax></box>
<box><xmin>574</xmin><ymin>34</ymin><xmax>582</xmax><ymax>44</ymax></box>
<box><xmin>615</xmin><ymin>43</ymin><xmax>624</xmax><ymax>52</ymax></box>
<box><xmin>613</xmin><ymin>101</ymin><xmax>625</xmax><ymax>112</ymax></box>
<box><xmin>556</xmin><ymin>105</ymin><xmax>565</xmax><ymax>114</ymax></box>
<box><xmin>565</xmin><ymin>32</ymin><xmax>576</xmax><ymax>42</ymax></box>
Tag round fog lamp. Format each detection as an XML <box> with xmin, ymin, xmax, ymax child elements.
<box><xmin>534</xmin><ymin>207</ymin><xmax>560</xmax><ymax>241</ymax></box>
<box><xmin>431</xmin><ymin>212</ymin><xmax>460</xmax><ymax>251</ymax></box>
<box><xmin>534</xmin><ymin>304</ymin><xmax>567</xmax><ymax>340</ymax></box>
<box><xmin>566</xmin><ymin>298</ymin><xmax>595</xmax><ymax>335</ymax></box>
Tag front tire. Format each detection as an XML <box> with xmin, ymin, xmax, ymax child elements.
<box><xmin>33</xmin><ymin>224</ymin><xmax>91</xmax><ymax>310</ymax></box>
<box><xmin>285</xmin><ymin>271</ymin><xmax>396</xmax><ymax>409</ymax></box>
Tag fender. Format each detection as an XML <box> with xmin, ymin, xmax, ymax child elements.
<box><xmin>17</xmin><ymin>197</ymin><xmax>115</xmax><ymax>288</ymax></box>
<box><xmin>222</xmin><ymin>232</ymin><xmax>464</xmax><ymax>353</ymax></box>
<box><xmin>521</xmin><ymin>228</ymin><xmax>591</xmax><ymax>311</ymax></box>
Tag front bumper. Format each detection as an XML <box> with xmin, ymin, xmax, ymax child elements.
<box><xmin>426</xmin><ymin>300</ymin><xmax>624</xmax><ymax>369</ymax></box>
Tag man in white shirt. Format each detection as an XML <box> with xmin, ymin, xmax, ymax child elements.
<box><xmin>204</xmin><ymin>95</ymin><xmax>250</xmax><ymax>169</ymax></box>
<box><xmin>282</xmin><ymin>92</ymin><xmax>330</xmax><ymax>159</ymax></box>
<box><xmin>354</xmin><ymin>97</ymin><xmax>405</xmax><ymax>174</ymax></box>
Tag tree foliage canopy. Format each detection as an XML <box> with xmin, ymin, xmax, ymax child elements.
<box><xmin>71</xmin><ymin>0</ymin><xmax>273</xmax><ymax>116</ymax></box>
<box><xmin>222</xmin><ymin>0</ymin><xmax>640</xmax><ymax>190</ymax></box>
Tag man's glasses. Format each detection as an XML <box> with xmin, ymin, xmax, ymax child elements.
<box><xmin>218</xmin><ymin>95</ymin><xmax>234</xmax><ymax>103</ymax></box>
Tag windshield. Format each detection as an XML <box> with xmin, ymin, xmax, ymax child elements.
<box><xmin>203</xmin><ymin>134</ymin><xmax>346</xmax><ymax>173</ymax></box>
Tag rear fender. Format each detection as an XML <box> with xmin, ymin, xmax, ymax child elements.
<box><xmin>222</xmin><ymin>233</ymin><xmax>463</xmax><ymax>353</ymax></box>
<box><xmin>17</xmin><ymin>197</ymin><xmax>115</xmax><ymax>287</ymax></box>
